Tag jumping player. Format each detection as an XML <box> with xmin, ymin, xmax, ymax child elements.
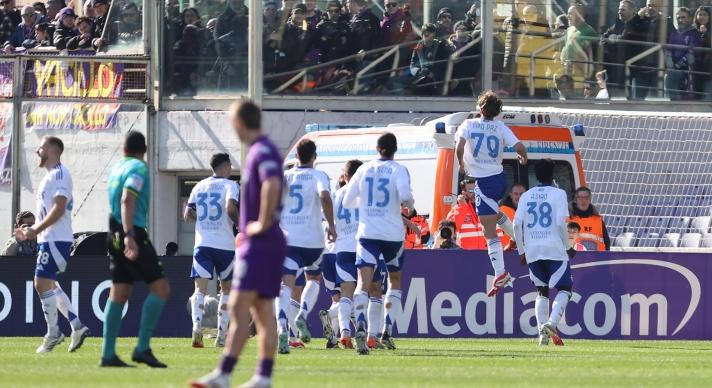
<box><xmin>184</xmin><ymin>153</ymin><xmax>239</xmax><ymax>348</ymax></box>
<box><xmin>513</xmin><ymin>159</ymin><xmax>575</xmax><ymax>346</ymax></box>
<box><xmin>456</xmin><ymin>90</ymin><xmax>528</xmax><ymax>297</ymax></box>
<box><xmin>191</xmin><ymin>101</ymin><xmax>285</xmax><ymax>388</ymax></box>
<box><xmin>343</xmin><ymin>133</ymin><xmax>414</xmax><ymax>355</ymax></box>
<box><xmin>15</xmin><ymin>136</ymin><xmax>90</xmax><ymax>353</ymax></box>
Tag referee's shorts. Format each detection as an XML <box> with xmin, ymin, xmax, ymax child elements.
<box><xmin>107</xmin><ymin>217</ymin><xmax>166</xmax><ymax>285</ymax></box>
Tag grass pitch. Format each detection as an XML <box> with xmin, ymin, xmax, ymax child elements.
<box><xmin>1</xmin><ymin>337</ymin><xmax>711</xmax><ymax>387</ymax></box>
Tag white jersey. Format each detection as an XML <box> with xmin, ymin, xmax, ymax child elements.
<box><xmin>281</xmin><ymin>166</ymin><xmax>331</xmax><ymax>248</ymax></box>
<box><xmin>333</xmin><ymin>185</ymin><xmax>358</xmax><ymax>253</ymax></box>
<box><xmin>36</xmin><ymin>163</ymin><xmax>73</xmax><ymax>243</ymax></box>
<box><xmin>343</xmin><ymin>159</ymin><xmax>413</xmax><ymax>242</ymax></box>
<box><xmin>456</xmin><ymin>117</ymin><xmax>519</xmax><ymax>178</ymax></box>
<box><xmin>187</xmin><ymin>176</ymin><xmax>239</xmax><ymax>251</ymax></box>
<box><xmin>513</xmin><ymin>185</ymin><xmax>570</xmax><ymax>263</ymax></box>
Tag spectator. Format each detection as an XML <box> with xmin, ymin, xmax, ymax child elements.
<box><xmin>514</xmin><ymin>4</ymin><xmax>557</xmax><ymax>97</ymax></box>
<box><xmin>173</xmin><ymin>24</ymin><xmax>204</xmax><ymax>95</ymax></box>
<box><xmin>552</xmin><ymin>14</ymin><xmax>568</xmax><ymax>39</ymax></box>
<box><xmin>553</xmin><ymin>73</ymin><xmax>575</xmax><ymax>99</ymax></box>
<box><xmin>181</xmin><ymin>7</ymin><xmax>203</xmax><ymax>30</ymax></box>
<box><xmin>66</xmin><ymin>16</ymin><xmax>93</xmax><ymax>50</ymax></box>
<box><xmin>315</xmin><ymin>1</ymin><xmax>352</xmax><ymax>64</ymax></box>
<box><xmin>568</xmin><ymin>186</ymin><xmax>611</xmax><ymax>251</ymax></box>
<box><xmin>403</xmin><ymin>209</ymin><xmax>430</xmax><ymax>249</ymax></box>
<box><xmin>91</xmin><ymin>0</ymin><xmax>117</xmax><ymax>50</ymax></box>
<box><xmin>381</xmin><ymin>0</ymin><xmax>405</xmax><ymax>47</ymax></box>
<box><xmin>83</xmin><ymin>0</ymin><xmax>95</xmax><ymax>19</ymax></box>
<box><xmin>304</xmin><ymin>0</ymin><xmax>322</xmax><ymax>30</ymax></box>
<box><xmin>347</xmin><ymin>0</ymin><xmax>382</xmax><ymax>57</ymax></box>
<box><xmin>500</xmin><ymin>183</ymin><xmax>525</xmax><ymax>250</ymax></box>
<box><xmin>446</xmin><ymin>178</ymin><xmax>486</xmax><ymax>250</ymax></box>
<box><xmin>4</xmin><ymin>5</ymin><xmax>43</xmax><ymax>54</ymax></box>
<box><xmin>410</xmin><ymin>23</ymin><xmax>451</xmax><ymax>95</ymax></box>
<box><xmin>194</xmin><ymin>0</ymin><xmax>224</xmax><ymax>23</ymax></box>
<box><xmin>435</xmin><ymin>7</ymin><xmax>453</xmax><ymax>39</ymax></box>
<box><xmin>117</xmin><ymin>2</ymin><xmax>142</xmax><ymax>44</ymax></box>
<box><xmin>263</xmin><ymin>1</ymin><xmax>280</xmax><ymax>36</ymax></box>
<box><xmin>567</xmin><ymin>222</ymin><xmax>587</xmax><ymax>251</ymax></box>
<box><xmin>215</xmin><ymin>12</ymin><xmax>249</xmax><ymax>90</ymax></box>
<box><xmin>431</xmin><ymin>220</ymin><xmax>460</xmax><ymax>250</ymax></box>
<box><xmin>279</xmin><ymin>0</ymin><xmax>295</xmax><ymax>19</ymax></box>
<box><xmin>461</xmin><ymin>3</ymin><xmax>480</xmax><ymax>32</ymax></box>
<box><xmin>32</xmin><ymin>2</ymin><xmax>46</xmax><ymax>17</ymax></box>
<box><xmin>595</xmin><ymin>70</ymin><xmax>610</xmax><ymax>99</ymax></box>
<box><xmin>24</xmin><ymin>21</ymin><xmax>51</xmax><ymax>48</ymax></box>
<box><xmin>165</xmin><ymin>242</ymin><xmax>179</xmax><ymax>256</ymax></box>
<box><xmin>53</xmin><ymin>7</ymin><xmax>78</xmax><ymax>50</ymax></box>
<box><xmin>214</xmin><ymin>0</ymin><xmax>247</xmax><ymax>43</ymax></box>
<box><xmin>638</xmin><ymin>0</ymin><xmax>675</xmax><ymax>98</ymax></box>
<box><xmin>1</xmin><ymin>211</ymin><xmax>38</xmax><ymax>256</ymax></box>
<box><xmin>277</xmin><ymin>4</ymin><xmax>315</xmax><ymax>72</ymax></box>
<box><xmin>601</xmin><ymin>0</ymin><xmax>650</xmax><ymax>99</ymax></box>
<box><xmin>665</xmin><ymin>7</ymin><xmax>703</xmax><ymax>100</ymax></box>
<box><xmin>693</xmin><ymin>6</ymin><xmax>711</xmax><ymax>100</ymax></box>
<box><xmin>560</xmin><ymin>5</ymin><xmax>597</xmax><ymax>86</ymax></box>
<box><xmin>448</xmin><ymin>20</ymin><xmax>481</xmax><ymax>96</ymax></box>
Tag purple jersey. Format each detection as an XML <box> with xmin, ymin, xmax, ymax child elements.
<box><xmin>239</xmin><ymin>135</ymin><xmax>285</xmax><ymax>242</ymax></box>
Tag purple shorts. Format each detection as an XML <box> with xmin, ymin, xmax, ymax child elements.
<box><xmin>233</xmin><ymin>236</ymin><xmax>286</xmax><ymax>298</ymax></box>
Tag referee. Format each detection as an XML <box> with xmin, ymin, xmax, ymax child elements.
<box><xmin>100</xmin><ymin>131</ymin><xmax>171</xmax><ymax>368</ymax></box>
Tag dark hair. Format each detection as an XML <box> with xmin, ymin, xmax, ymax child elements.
<box><xmin>500</xmin><ymin>183</ymin><xmax>526</xmax><ymax>208</ymax></box>
<box><xmin>534</xmin><ymin>159</ymin><xmax>555</xmax><ymax>183</ymax></box>
<box><xmin>337</xmin><ymin>174</ymin><xmax>346</xmax><ymax>188</ymax></box>
<box><xmin>344</xmin><ymin>159</ymin><xmax>363</xmax><ymax>178</ymax></box>
<box><xmin>677</xmin><ymin>7</ymin><xmax>693</xmax><ymax>17</ymax></box>
<box><xmin>35</xmin><ymin>21</ymin><xmax>49</xmax><ymax>32</ymax></box>
<box><xmin>234</xmin><ymin>100</ymin><xmax>261</xmax><ymax>130</ymax></box>
<box><xmin>165</xmin><ymin>242</ymin><xmax>178</xmax><ymax>255</ymax></box>
<box><xmin>459</xmin><ymin>177</ymin><xmax>475</xmax><ymax>192</ymax></box>
<box><xmin>438</xmin><ymin>219</ymin><xmax>457</xmax><ymax>232</ymax></box>
<box><xmin>567</xmin><ymin>221</ymin><xmax>581</xmax><ymax>231</ymax></box>
<box><xmin>210</xmin><ymin>153</ymin><xmax>231</xmax><ymax>171</ymax></box>
<box><xmin>377</xmin><ymin>132</ymin><xmax>398</xmax><ymax>158</ymax></box>
<box><xmin>422</xmin><ymin>22</ymin><xmax>437</xmax><ymax>34</ymax></box>
<box><xmin>15</xmin><ymin>211</ymin><xmax>34</xmax><ymax>227</ymax></box>
<box><xmin>32</xmin><ymin>2</ymin><xmax>46</xmax><ymax>13</ymax></box>
<box><xmin>574</xmin><ymin>186</ymin><xmax>592</xmax><ymax>196</ymax></box>
<box><xmin>477</xmin><ymin>90</ymin><xmax>503</xmax><ymax>120</ymax></box>
<box><xmin>122</xmin><ymin>2</ymin><xmax>138</xmax><ymax>12</ymax></box>
<box><xmin>694</xmin><ymin>6</ymin><xmax>711</xmax><ymax>29</ymax></box>
<box><xmin>75</xmin><ymin>16</ymin><xmax>92</xmax><ymax>27</ymax></box>
<box><xmin>182</xmin><ymin>6</ymin><xmax>201</xmax><ymax>23</ymax></box>
<box><xmin>44</xmin><ymin>136</ymin><xmax>64</xmax><ymax>153</ymax></box>
<box><xmin>124</xmin><ymin>131</ymin><xmax>147</xmax><ymax>155</ymax></box>
<box><xmin>296</xmin><ymin>139</ymin><xmax>317</xmax><ymax>164</ymax></box>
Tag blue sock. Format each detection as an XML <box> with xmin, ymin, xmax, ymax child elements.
<box><xmin>102</xmin><ymin>300</ymin><xmax>125</xmax><ymax>359</ymax></box>
<box><xmin>256</xmin><ymin>358</ymin><xmax>274</xmax><ymax>378</ymax></box>
<box><xmin>136</xmin><ymin>294</ymin><xmax>166</xmax><ymax>352</ymax></box>
<box><xmin>220</xmin><ymin>355</ymin><xmax>238</xmax><ymax>374</ymax></box>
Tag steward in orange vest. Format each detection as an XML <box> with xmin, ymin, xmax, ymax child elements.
<box><xmin>567</xmin><ymin>187</ymin><xmax>610</xmax><ymax>251</ymax></box>
<box><xmin>447</xmin><ymin>198</ymin><xmax>487</xmax><ymax>249</ymax></box>
<box><xmin>404</xmin><ymin>212</ymin><xmax>430</xmax><ymax>249</ymax></box>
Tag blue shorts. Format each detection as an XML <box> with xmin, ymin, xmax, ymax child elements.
<box><xmin>295</xmin><ymin>269</ymin><xmax>306</xmax><ymax>287</ymax></box>
<box><xmin>191</xmin><ymin>246</ymin><xmax>235</xmax><ymax>280</ymax></box>
<box><xmin>320</xmin><ymin>253</ymin><xmax>340</xmax><ymax>296</ymax></box>
<box><xmin>337</xmin><ymin>251</ymin><xmax>386</xmax><ymax>284</ymax></box>
<box><xmin>356</xmin><ymin>239</ymin><xmax>403</xmax><ymax>269</ymax></box>
<box><xmin>284</xmin><ymin>246</ymin><xmax>324</xmax><ymax>277</ymax></box>
<box><xmin>35</xmin><ymin>242</ymin><xmax>72</xmax><ymax>280</ymax></box>
<box><xmin>474</xmin><ymin>172</ymin><xmax>507</xmax><ymax>216</ymax></box>
<box><xmin>528</xmin><ymin>260</ymin><xmax>573</xmax><ymax>289</ymax></box>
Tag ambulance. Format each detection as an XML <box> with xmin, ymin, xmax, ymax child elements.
<box><xmin>285</xmin><ymin>110</ymin><xmax>587</xmax><ymax>234</ymax></box>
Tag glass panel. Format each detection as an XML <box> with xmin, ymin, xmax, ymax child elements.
<box><xmin>490</xmin><ymin>0</ymin><xmax>712</xmax><ymax>101</ymax></box>
<box><xmin>0</xmin><ymin>102</ymin><xmax>12</xmax><ymax>246</ymax></box>
<box><xmin>263</xmin><ymin>0</ymin><xmax>483</xmax><ymax>98</ymax></box>
<box><xmin>164</xmin><ymin>0</ymin><xmax>249</xmax><ymax>96</ymax></box>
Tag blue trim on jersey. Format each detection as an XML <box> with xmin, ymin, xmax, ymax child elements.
<box><xmin>320</xmin><ymin>253</ymin><xmax>340</xmax><ymax>295</ymax></box>
<box><xmin>35</xmin><ymin>242</ymin><xmax>71</xmax><ymax>280</ymax></box>
<box><xmin>528</xmin><ymin>260</ymin><xmax>573</xmax><ymax>289</ymax></box>
<box><xmin>191</xmin><ymin>246</ymin><xmax>235</xmax><ymax>280</ymax></box>
<box><xmin>356</xmin><ymin>239</ymin><xmax>403</xmax><ymax>269</ymax></box>
<box><xmin>283</xmin><ymin>246</ymin><xmax>324</xmax><ymax>277</ymax></box>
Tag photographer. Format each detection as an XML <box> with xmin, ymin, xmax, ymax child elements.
<box><xmin>2</xmin><ymin>211</ymin><xmax>38</xmax><ymax>256</ymax></box>
<box><xmin>431</xmin><ymin>220</ymin><xmax>460</xmax><ymax>250</ymax></box>
<box><xmin>446</xmin><ymin>178</ymin><xmax>486</xmax><ymax>249</ymax></box>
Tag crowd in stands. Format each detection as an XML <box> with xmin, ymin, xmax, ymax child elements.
<box><xmin>0</xmin><ymin>0</ymin><xmax>141</xmax><ymax>54</ymax></box>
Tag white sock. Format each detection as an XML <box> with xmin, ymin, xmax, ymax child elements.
<box><xmin>367</xmin><ymin>297</ymin><xmax>383</xmax><ymax>337</ymax></box>
<box><xmin>277</xmin><ymin>284</ymin><xmax>292</xmax><ymax>333</ymax></box>
<box><xmin>497</xmin><ymin>214</ymin><xmax>515</xmax><ymax>237</ymax></box>
<box><xmin>487</xmin><ymin>238</ymin><xmax>505</xmax><ymax>276</ymax></box>
<box><xmin>384</xmin><ymin>290</ymin><xmax>402</xmax><ymax>336</ymax></box>
<box><xmin>353</xmin><ymin>291</ymin><xmax>368</xmax><ymax>332</ymax></box>
<box><xmin>39</xmin><ymin>289</ymin><xmax>59</xmax><ymax>336</ymax></box>
<box><xmin>535</xmin><ymin>296</ymin><xmax>549</xmax><ymax>332</ymax></box>
<box><xmin>191</xmin><ymin>291</ymin><xmax>205</xmax><ymax>332</ymax></box>
<box><xmin>338</xmin><ymin>297</ymin><xmax>353</xmax><ymax>337</ymax></box>
<box><xmin>288</xmin><ymin>298</ymin><xmax>300</xmax><ymax>337</ymax></box>
<box><xmin>299</xmin><ymin>280</ymin><xmax>320</xmax><ymax>320</ymax></box>
<box><xmin>217</xmin><ymin>293</ymin><xmax>230</xmax><ymax>337</ymax></box>
<box><xmin>328</xmin><ymin>302</ymin><xmax>340</xmax><ymax>339</ymax></box>
<box><xmin>548</xmin><ymin>291</ymin><xmax>572</xmax><ymax>328</ymax></box>
<box><xmin>54</xmin><ymin>284</ymin><xmax>82</xmax><ymax>331</ymax></box>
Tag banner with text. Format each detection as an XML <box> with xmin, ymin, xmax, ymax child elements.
<box><xmin>0</xmin><ymin>251</ymin><xmax>709</xmax><ymax>339</ymax></box>
<box><xmin>24</xmin><ymin>102</ymin><xmax>120</xmax><ymax>131</ymax></box>
<box><xmin>23</xmin><ymin>58</ymin><xmax>124</xmax><ymax>99</ymax></box>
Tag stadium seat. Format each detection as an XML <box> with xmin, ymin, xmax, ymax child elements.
<box><xmin>625</xmin><ymin>217</ymin><xmax>647</xmax><ymax>236</ymax></box>
<box><xmin>690</xmin><ymin>216</ymin><xmax>711</xmax><ymax>235</ymax></box>
<box><xmin>646</xmin><ymin>217</ymin><xmax>670</xmax><ymax>235</ymax></box>
<box><xmin>659</xmin><ymin>233</ymin><xmax>681</xmax><ymax>248</ymax></box>
<box><xmin>614</xmin><ymin>232</ymin><xmax>636</xmax><ymax>248</ymax></box>
<box><xmin>637</xmin><ymin>232</ymin><xmax>659</xmax><ymax>248</ymax></box>
<box><xmin>680</xmin><ymin>233</ymin><xmax>702</xmax><ymax>248</ymax></box>
<box><xmin>701</xmin><ymin>235</ymin><xmax>712</xmax><ymax>248</ymax></box>
<box><xmin>667</xmin><ymin>217</ymin><xmax>691</xmax><ymax>234</ymax></box>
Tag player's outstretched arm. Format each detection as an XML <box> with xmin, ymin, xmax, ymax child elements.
<box><xmin>15</xmin><ymin>196</ymin><xmax>67</xmax><ymax>241</ymax></box>
<box><xmin>456</xmin><ymin>137</ymin><xmax>466</xmax><ymax>174</ymax></box>
<box><xmin>246</xmin><ymin>176</ymin><xmax>281</xmax><ymax>236</ymax></box>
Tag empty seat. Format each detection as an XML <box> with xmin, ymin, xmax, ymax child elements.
<box><xmin>660</xmin><ymin>233</ymin><xmax>681</xmax><ymax>248</ymax></box>
<box><xmin>680</xmin><ymin>233</ymin><xmax>702</xmax><ymax>248</ymax></box>
<box><xmin>614</xmin><ymin>232</ymin><xmax>636</xmax><ymax>248</ymax></box>
<box><xmin>637</xmin><ymin>233</ymin><xmax>659</xmax><ymax>248</ymax></box>
<box><xmin>690</xmin><ymin>216</ymin><xmax>711</xmax><ymax>235</ymax></box>
<box><xmin>625</xmin><ymin>217</ymin><xmax>648</xmax><ymax>235</ymax></box>
<box><xmin>667</xmin><ymin>217</ymin><xmax>691</xmax><ymax>234</ymax></box>
<box><xmin>646</xmin><ymin>217</ymin><xmax>670</xmax><ymax>235</ymax></box>
<box><xmin>701</xmin><ymin>235</ymin><xmax>712</xmax><ymax>248</ymax></box>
